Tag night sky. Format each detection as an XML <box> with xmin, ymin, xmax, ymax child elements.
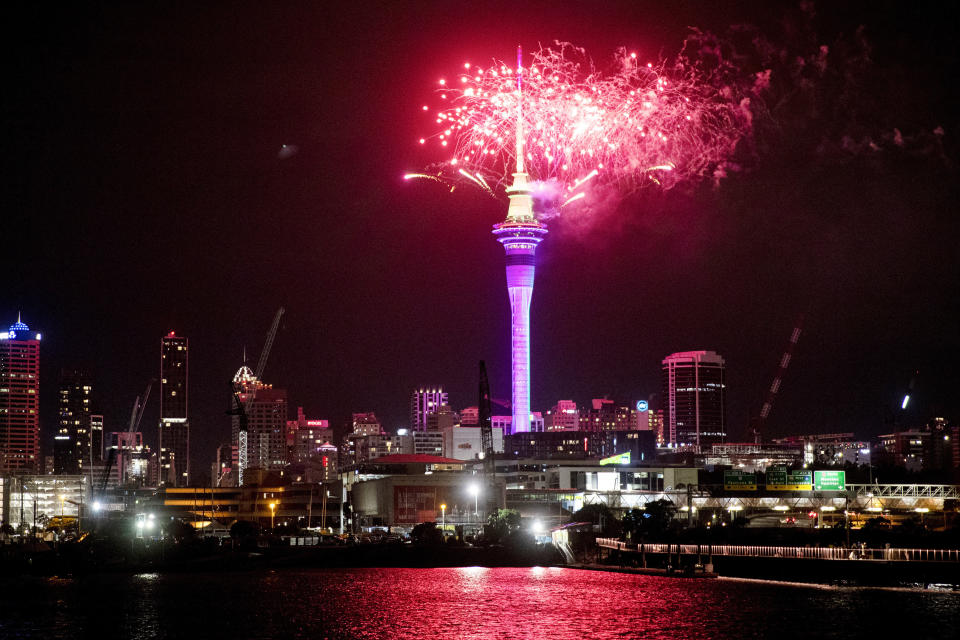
<box><xmin>3</xmin><ymin>1</ymin><xmax>958</xmax><ymax>474</ymax></box>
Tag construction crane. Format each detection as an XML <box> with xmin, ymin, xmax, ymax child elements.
<box><xmin>752</xmin><ymin>315</ymin><xmax>803</xmax><ymax>443</ymax></box>
<box><xmin>230</xmin><ymin>307</ymin><xmax>285</xmax><ymax>485</ymax></box>
<box><xmin>256</xmin><ymin>307</ymin><xmax>285</xmax><ymax>380</ymax></box>
<box><xmin>478</xmin><ymin>360</ymin><xmax>497</xmax><ymax>516</ymax></box>
<box><xmin>98</xmin><ymin>380</ymin><xmax>153</xmax><ymax>493</ymax></box>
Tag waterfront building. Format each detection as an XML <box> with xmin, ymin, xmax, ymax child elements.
<box><xmin>413</xmin><ymin>430</ymin><xmax>444</xmax><ymax>457</ymax></box>
<box><xmin>410</xmin><ymin>387</ymin><xmax>448</xmax><ymax>432</ymax></box>
<box><xmin>701</xmin><ymin>442</ymin><xmax>803</xmax><ymax>472</ymax></box>
<box><xmin>0</xmin><ymin>315</ymin><xmax>41</xmax><ymax>474</ymax></box>
<box><xmin>54</xmin><ymin>368</ymin><xmax>93</xmax><ymax>474</ymax></box>
<box><xmin>160</xmin><ymin>482</ymin><xmax>340</xmax><ymax>531</ymax></box>
<box><xmin>662</xmin><ymin>351</ymin><xmax>726</xmax><ymax>449</ymax></box>
<box><xmin>3</xmin><ymin>474</ymin><xmax>89</xmax><ymax>531</ymax></box>
<box><xmin>159</xmin><ymin>332</ymin><xmax>189</xmax><ymax>486</ymax></box>
<box><xmin>503</xmin><ymin>430</ymin><xmax>656</xmax><ymax>462</ymax></box>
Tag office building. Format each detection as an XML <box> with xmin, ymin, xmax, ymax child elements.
<box><xmin>662</xmin><ymin>351</ymin><xmax>726</xmax><ymax>449</ymax></box>
<box><xmin>54</xmin><ymin>368</ymin><xmax>93</xmax><ymax>474</ymax></box>
<box><xmin>0</xmin><ymin>315</ymin><xmax>41</xmax><ymax>473</ymax></box>
<box><xmin>159</xmin><ymin>332</ymin><xmax>189</xmax><ymax>486</ymax></box>
<box><xmin>89</xmin><ymin>414</ymin><xmax>104</xmax><ymax>465</ymax></box>
<box><xmin>410</xmin><ymin>387</ymin><xmax>448</xmax><ymax>432</ymax></box>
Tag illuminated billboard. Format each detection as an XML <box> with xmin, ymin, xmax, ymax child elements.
<box><xmin>599</xmin><ymin>451</ymin><xmax>631</xmax><ymax>466</ymax></box>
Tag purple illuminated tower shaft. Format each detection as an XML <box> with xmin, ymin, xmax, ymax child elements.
<box><xmin>493</xmin><ymin>171</ymin><xmax>547</xmax><ymax>434</ymax></box>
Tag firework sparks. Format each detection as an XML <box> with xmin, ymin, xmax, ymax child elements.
<box><xmin>413</xmin><ymin>42</ymin><xmax>749</xmax><ymax>206</ymax></box>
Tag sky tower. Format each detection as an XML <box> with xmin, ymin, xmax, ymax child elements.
<box><xmin>492</xmin><ymin>47</ymin><xmax>547</xmax><ymax>434</ymax></box>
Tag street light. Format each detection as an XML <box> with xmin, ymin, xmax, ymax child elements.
<box><xmin>269</xmin><ymin>502</ymin><xmax>277</xmax><ymax>530</ymax></box>
<box><xmin>440</xmin><ymin>503</ymin><xmax>447</xmax><ymax>534</ymax></box>
<box><xmin>469</xmin><ymin>483</ymin><xmax>479</xmax><ymax>516</ymax></box>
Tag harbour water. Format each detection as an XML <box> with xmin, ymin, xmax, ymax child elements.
<box><xmin>2</xmin><ymin>567</ymin><xmax>958</xmax><ymax>639</ymax></box>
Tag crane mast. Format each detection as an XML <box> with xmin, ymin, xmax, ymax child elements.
<box><xmin>478</xmin><ymin>361</ymin><xmax>497</xmax><ymax>515</ymax></box>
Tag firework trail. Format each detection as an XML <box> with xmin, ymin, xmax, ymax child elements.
<box><xmin>408</xmin><ymin>42</ymin><xmax>750</xmax><ymax>210</ymax></box>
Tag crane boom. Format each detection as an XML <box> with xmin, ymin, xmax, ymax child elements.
<box><xmin>255</xmin><ymin>307</ymin><xmax>285</xmax><ymax>380</ymax></box>
<box><xmin>100</xmin><ymin>379</ymin><xmax>153</xmax><ymax>493</ymax></box>
<box><xmin>753</xmin><ymin>315</ymin><xmax>804</xmax><ymax>443</ymax></box>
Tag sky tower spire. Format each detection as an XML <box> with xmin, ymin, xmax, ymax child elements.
<box><xmin>493</xmin><ymin>44</ymin><xmax>547</xmax><ymax>434</ymax></box>
<box><xmin>515</xmin><ymin>45</ymin><xmax>524</xmax><ymax>174</ymax></box>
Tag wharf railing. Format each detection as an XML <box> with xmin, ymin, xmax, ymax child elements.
<box><xmin>595</xmin><ymin>538</ymin><xmax>960</xmax><ymax>563</ymax></box>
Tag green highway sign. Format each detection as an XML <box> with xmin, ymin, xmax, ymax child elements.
<box><xmin>723</xmin><ymin>471</ymin><xmax>757</xmax><ymax>491</ymax></box>
<box><xmin>766</xmin><ymin>468</ymin><xmax>813</xmax><ymax>491</ymax></box>
<box><xmin>814</xmin><ymin>470</ymin><xmax>846</xmax><ymax>491</ymax></box>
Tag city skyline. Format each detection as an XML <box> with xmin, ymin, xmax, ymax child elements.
<box><xmin>3</xmin><ymin>1</ymin><xmax>958</xmax><ymax>471</ymax></box>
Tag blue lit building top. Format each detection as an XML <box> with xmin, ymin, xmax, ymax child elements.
<box><xmin>1</xmin><ymin>314</ymin><xmax>40</xmax><ymax>341</ymax></box>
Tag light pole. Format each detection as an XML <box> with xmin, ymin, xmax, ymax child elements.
<box><xmin>269</xmin><ymin>502</ymin><xmax>277</xmax><ymax>531</ymax></box>
<box><xmin>469</xmin><ymin>484</ymin><xmax>479</xmax><ymax>517</ymax></box>
<box><xmin>440</xmin><ymin>503</ymin><xmax>447</xmax><ymax>536</ymax></box>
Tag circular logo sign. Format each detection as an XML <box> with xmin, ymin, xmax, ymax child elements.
<box><xmin>636</xmin><ymin>400</ymin><xmax>649</xmax><ymax>412</ymax></box>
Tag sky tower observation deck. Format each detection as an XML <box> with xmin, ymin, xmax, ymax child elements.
<box><xmin>493</xmin><ymin>170</ymin><xmax>547</xmax><ymax>434</ymax></box>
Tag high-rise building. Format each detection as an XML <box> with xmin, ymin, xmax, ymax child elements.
<box><xmin>89</xmin><ymin>414</ymin><xmax>104</xmax><ymax>465</ymax></box>
<box><xmin>492</xmin><ymin>157</ymin><xmax>548</xmax><ymax>434</ymax></box>
<box><xmin>410</xmin><ymin>387</ymin><xmax>448</xmax><ymax>432</ymax></box>
<box><xmin>232</xmin><ymin>365</ymin><xmax>287</xmax><ymax>484</ymax></box>
<box><xmin>159</xmin><ymin>331</ymin><xmax>189</xmax><ymax>486</ymax></box>
<box><xmin>662</xmin><ymin>350</ymin><xmax>726</xmax><ymax>449</ymax></box>
<box><xmin>425</xmin><ymin>404</ymin><xmax>459</xmax><ymax>431</ymax></box>
<box><xmin>287</xmin><ymin>407</ymin><xmax>333</xmax><ymax>464</ymax></box>
<box><xmin>0</xmin><ymin>315</ymin><xmax>41</xmax><ymax>474</ymax></box>
<box><xmin>54</xmin><ymin>368</ymin><xmax>93</xmax><ymax>474</ymax></box>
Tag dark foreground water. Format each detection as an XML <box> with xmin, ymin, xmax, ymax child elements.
<box><xmin>2</xmin><ymin>567</ymin><xmax>959</xmax><ymax>639</ymax></box>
